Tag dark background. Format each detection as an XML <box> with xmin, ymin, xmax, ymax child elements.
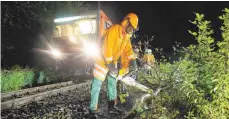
<box><xmin>1</xmin><ymin>1</ymin><xmax>229</xmax><ymax>68</ymax></box>
<box><xmin>98</xmin><ymin>1</ymin><xmax>229</xmax><ymax>52</ymax></box>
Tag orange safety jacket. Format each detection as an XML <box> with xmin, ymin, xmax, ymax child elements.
<box><xmin>143</xmin><ymin>54</ymin><xmax>155</xmax><ymax>65</ymax></box>
<box><xmin>93</xmin><ymin>24</ymin><xmax>135</xmax><ymax>81</ymax></box>
<box><xmin>119</xmin><ymin>46</ymin><xmax>138</xmax><ymax>76</ymax></box>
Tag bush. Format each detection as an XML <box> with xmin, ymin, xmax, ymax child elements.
<box><xmin>130</xmin><ymin>8</ymin><xmax>229</xmax><ymax>119</ymax></box>
<box><xmin>37</xmin><ymin>68</ymin><xmax>56</xmax><ymax>84</ymax></box>
<box><xmin>43</xmin><ymin>68</ymin><xmax>56</xmax><ymax>83</ymax></box>
<box><xmin>0</xmin><ymin>65</ymin><xmax>56</xmax><ymax>92</ymax></box>
<box><xmin>24</xmin><ymin>68</ymin><xmax>35</xmax><ymax>87</ymax></box>
<box><xmin>1</xmin><ymin>65</ymin><xmax>26</xmax><ymax>92</ymax></box>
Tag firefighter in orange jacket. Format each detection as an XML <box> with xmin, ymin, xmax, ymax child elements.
<box><xmin>142</xmin><ymin>49</ymin><xmax>155</xmax><ymax>74</ymax></box>
<box><xmin>89</xmin><ymin>13</ymin><xmax>139</xmax><ymax>117</ymax></box>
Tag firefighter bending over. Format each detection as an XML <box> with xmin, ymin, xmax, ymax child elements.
<box><xmin>89</xmin><ymin>13</ymin><xmax>139</xmax><ymax>118</ymax></box>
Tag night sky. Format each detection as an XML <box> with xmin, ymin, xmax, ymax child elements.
<box><xmin>90</xmin><ymin>1</ymin><xmax>229</xmax><ymax>52</ymax></box>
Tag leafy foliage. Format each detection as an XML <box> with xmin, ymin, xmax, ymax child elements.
<box><xmin>130</xmin><ymin>8</ymin><xmax>229</xmax><ymax>119</ymax></box>
<box><xmin>1</xmin><ymin>65</ymin><xmax>58</xmax><ymax>92</ymax></box>
<box><xmin>24</xmin><ymin>68</ymin><xmax>35</xmax><ymax>87</ymax></box>
<box><xmin>1</xmin><ymin>65</ymin><xmax>27</xmax><ymax>92</ymax></box>
<box><xmin>37</xmin><ymin>71</ymin><xmax>45</xmax><ymax>84</ymax></box>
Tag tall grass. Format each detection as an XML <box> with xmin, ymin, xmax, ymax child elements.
<box><xmin>1</xmin><ymin>65</ymin><xmax>56</xmax><ymax>93</ymax></box>
<box><xmin>1</xmin><ymin>65</ymin><xmax>27</xmax><ymax>92</ymax></box>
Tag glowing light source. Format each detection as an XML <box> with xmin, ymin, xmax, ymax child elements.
<box><xmin>69</xmin><ymin>36</ymin><xmax>77</xmax><ymax>43</ymax></box>
<box><xmin>83</xmin><ymin>42</ymin><xmax>99</xmax><ymax>57</ymax></box>
<box><xmin>54</xmin><ymin>15</ymin><xmax>96</xmax><ymax>23</ymax></box>
<box><xmin>50</xmin><ymin>48</ymin><xmax>62</xmax><ymax>59</ymax></box>
<box><xmin>78</xmin><ymin>20</ymin><xmax>96</xmax><ymax>34</ymax></box>
<box><xmin>54</xmin><ymin>16</ymin><xmax>81</xmax><ymax>23</ymax></box>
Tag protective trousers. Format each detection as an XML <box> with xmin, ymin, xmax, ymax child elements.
<box><xmin>89</xmin><ymin>74</ymin><xmax>117</xmax><ymax>111</ymax></box>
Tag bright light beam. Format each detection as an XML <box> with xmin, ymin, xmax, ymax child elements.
<box><xmin>50</xmin><ymin>48</ymin><xmax>62</xmax><ymax>59</ymax></box>
<box><xmin>54</xmin><ymin>16</ymin><xmax>81</xmax><ymax>23</ymax></box>
<box><xmin>78</xmin><ymin>20</ymin><xmax>94</xmax><ymax>34</ymax></box>
<box><xmin>83</xmin><ymin>42</ymin><xmax>99</xmax><ymax>57</ymax></box>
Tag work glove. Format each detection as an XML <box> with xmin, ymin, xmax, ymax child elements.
<box><xmin>117</xmin><ymin>68</ymin><xmax>128</xmax><ymax>81</ymax></box>
<box><xmin>119</xmin><ymin>68</ymin><xmax>128</xmax><ymax>76</ymax></box>
<box><xmin>107</xmin><ymin>63</ymin><xmax>118</xmax><ymax>78</ymax></box>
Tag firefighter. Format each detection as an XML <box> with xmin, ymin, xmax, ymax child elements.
<box><xmin>89</xmin><ymin>13</ymin><xmax>139</xmax><ymax>118</ymax></box>
<box><xmin>133</xmin><ymin>48</ymin><xmax>143</xmax><ymax>68</ymax></box>
<box><xmin>142</xmin><ymin>49</ymin><xmax>155</xmax><ymax>75</ymax></box>
<box><xmin>134</xmin><ymin>48</ymin><xmax>140</xmax><ymax>59</ymax></box>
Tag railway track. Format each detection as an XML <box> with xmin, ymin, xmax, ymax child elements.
<box><xmin>1</xmin><ymin>80</ymin><xmax>91</xmax><ymax>110</ymax></box>
<box><xmin>1</xmin><ymin>79</ymin><xmax>138</xmax><ymax>119</ymax></box>
<box><xmin>1</xmin><ymin>81</ymin><xmax>73</xmax><ymax>102</ymax></box>
<box><xmin>1</xmin><ymin>80</ymin><xmax>127</xmax><ymax>119</ymax></box>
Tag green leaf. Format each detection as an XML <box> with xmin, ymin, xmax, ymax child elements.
<box><xmin>186</xmin><ymin>91</ymin><xmax>192</xmax><ymax>97</ymax></box>
<box><xmin>200</xmin><ymin>14</ymin><xmax>204</xmax><ymax>19</ymax></box>
<box><xmin>188</xmin><ymin>30</ymin><xmax>198</xmax><ymax>36</ymax></box>
<box><xmin>213</xmin><ymin>86</ymin><xmax>218</xmax><ymax>92</ymax></box>
<box><xmin>212</xmin><ymin>79</ymin><xmax>219</xmax><ymax>83</ymax></box>
<box><xmin>199</xmin><ymin>25</ymin><xmax>204</xmax><ymax>30</ymax></box>
<box><xmin>219</xmin><ymin>15</ymin><xmax>223</xmax><ymax>20</ymax></box>
<box><xmin>224</xmin><ymin>8</ymin><xmax>229</xmax><ymax>13</ymax></box>
<box><xmin>194</xmin><ymin>99</ymin><xmax>197</xmax><ymax>103</ymax></box>
<box><xmin>196</xmin><ymin>13</ymin><xmax>200</xmax><ymax>19</ymax></box>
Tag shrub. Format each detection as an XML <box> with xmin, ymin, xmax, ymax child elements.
<box><xmin>1</xmin><ymin>65</ymin><xmax>58</xmax><ymax>92</ymax></box>
<box><xmin>24</xmin><ymin>68</ymin><xmax>35</xmax><ymax>87</ymax></box>
<box><xmin>130</xmin><ymin>8</ymin><xmax>229</xmax><ymax>119</ymax></box>
<box><xmin>1</xmin><ymin>65</ymin><xmax>25</xmax><ymax>92</ymax></box>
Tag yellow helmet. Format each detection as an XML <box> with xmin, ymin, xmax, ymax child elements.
<box><xmin>123</xmin><ymin>13</ymin><xmax>139</xmax><ymax>30</ymax></box>
<box><xmin>145</xmin><ymin>49</ymin><xmax>152</xmax><ymax>54</ymax></box>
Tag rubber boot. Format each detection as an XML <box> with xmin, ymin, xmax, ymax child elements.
<box><xmin>89</xmin><ymin>110</ymin><xmax>102</xmax><ymax>119</ymax></box>
<box><xmin>89</xmin><ymin>111</ymin><xmax>98</xmax><ymax>119</ymax></box>
<box><xmin>108</xmin><ymin>100</ymin><xmax>125</xmax><ymax>114</ymax></box>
